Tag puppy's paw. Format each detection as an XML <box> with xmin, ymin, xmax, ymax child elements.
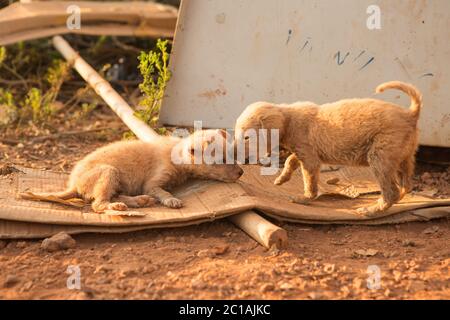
<box><xmin>162</xmin><ymin>197</ymin><xmax>183</xmax><ymax>209</ymax></box>
<box><xmin>107</xmin><ymin>202</ymin><xmax>128</xmax><ymax>211</ymax></box>
<box><xmin>135</xmin><ymin>195</ymin><xmax>156</xmax><ymax>207</ymax></box>
<box><xmin>355</xmin><ymin>204</ymin><xmax>385</xmax><ymax>217</ymax></box>
<box><xmin>274</xmin><ymin>176</ymin><xmax>287</xmax><ymax>186</ymax></box>
<box><xmin>289</xmin><ymin>195</ymin><xmax>312</xmax><ymax>205</ymax></box>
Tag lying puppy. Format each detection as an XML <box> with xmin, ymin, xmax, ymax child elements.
<box><xmin>33</xmin><ymin>130</ymin><xmax>243</xmax><ymax>213</ymax></box>
<box><xmin>235</xmin><ymin>81</ymin><xmax>422</xmax><ymax>216</ymax></box>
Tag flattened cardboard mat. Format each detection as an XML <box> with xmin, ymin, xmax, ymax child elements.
<box><xmin>0</xmin><ymin>166</ymin><xmax>449</xmax><ymax>239</ymax></box>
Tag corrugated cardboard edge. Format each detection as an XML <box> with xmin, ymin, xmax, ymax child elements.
<box><xmin>1</xmin><ymin>166</ymin><xmax>449</xmax><ymax>239</ymax></box>
<box><xmin>1</xmin><ymin>206</ymin><xmax>448</xmax><ymax>239</ymax></box>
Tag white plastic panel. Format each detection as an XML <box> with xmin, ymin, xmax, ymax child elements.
<box><xmin>160</xmin><ymin>0</ymin><xmax>450</xmax><ymax>147</ymax></box>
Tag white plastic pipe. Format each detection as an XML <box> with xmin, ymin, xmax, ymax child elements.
<box><xmin>52</xmin><ymin>35</ymin><xmax>288</xmax><ymax>249</ymax></box>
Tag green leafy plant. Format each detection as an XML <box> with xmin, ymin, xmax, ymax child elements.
<box><xmin>0</xmin><ymin>88</ymin><xmax>17</xmax><ymax>125</ymax></box>
<box><xmin>136</xmin><ymin>39</ymin><xmax>171</xmax><ymax>131</ymax></box>
<box><xmin>21</xmin><ymin>59</ymin><xmax>70</xmax><ymax>124</ymax></box>
<box><xmin>0</xmin><ymin>47</ymin><xmax>19</xmax><ymax>125</ymax></box>
<box><xmin>0</xmin><ymin>46</ymin><xmax>6</xmax><ymax>65</ymax></box>
<box><xmin>0</xmin><ymin>46</ymin><xmax>70</xmax><ymax>126</ymax></box>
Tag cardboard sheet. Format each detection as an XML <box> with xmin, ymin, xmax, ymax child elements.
<box><xmin>0</xmin><ymin>166</ymin><xmax>449</xmax><ymax>238</ymax></box>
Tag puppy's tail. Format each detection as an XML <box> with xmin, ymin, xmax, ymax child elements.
<box><xmin>19</xmin><ymin>188</ymin><xmax>84</xmax><ymax>208</ymax></box>
<box><xmin>375</xmin><ymin>81</ymin><xmax>423</xmax><ymax>119</ymax></box>
<box><xmin>33</xmin><ymin>188</ymin><xmax>79</xmax><ymax>199</ymax></box>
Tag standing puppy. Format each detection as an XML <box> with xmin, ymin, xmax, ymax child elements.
<box><xmin>30</xmin><ymin>130</ymin><xmax>243</xmax><ymax>213</ymax></box>
<box><xmin>235</xmin><ymin>81</ymin><xmax>422</xmax><ymax>216</ymax></box>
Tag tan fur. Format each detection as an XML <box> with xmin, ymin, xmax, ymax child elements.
<box><xmin>235</xmin><ymin>81</ymin><xmax>422</xmax><ymax>216</ymax></box>
<box><xmin>35</xmin><ymin>130</ymin><xmax>243</xmax><ymax>213</ymax></box>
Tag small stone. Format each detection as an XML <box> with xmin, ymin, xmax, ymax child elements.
<box><xmin>260</xmin><ymin>283</ymin><xmax>275</xmax><ymax>292</ymax></box>
<box><xmin>22</xmin><ymin>281</ymin><xmax>33</xmax><ymax>291</ymax></box>
<box><xmin>267</xmin><ymin>245</ymin><xmax>280</xmax><ymax>256</ymax></box>
<box><xmin>212</xmin><ymin>244</ymin><xmax>229</xmax><ymax>255</ymax></box>
<box><xmin>191</xmin><ymin>278</ymin><xmax>207</xmax><ymax>290</ymax></box>
<box><xmin>280</xmin><ymin>282</ymin><xmax>295</xmax><ymax>291</ymax></box>
<box><xmin>352</xmin><ymin>278</ymin><xmax>363</xmax><ymax>290</ymax></box>
<box><xmin>81</xmin><ymin>287</ymin><xmax>96</xmax><ymax>299</ymax></box>
<box><xmin>0</xmin><ymin>240</ymin><xmax>6</xmax><ymax>250</ymax></box>
<box><xmin>323</xmin><ymin>263</ymin><xmax>335</xmax><ymax>273</ymax></box>
<box><xmin>423</xmin><ymin>226</ymin><xmax>439</xmax><ymax>234</ymax></box>
<box><xmin>119</xmin><ymin>267</ymin><xmax>136</xmax><ymax>278</ymax></box>
<box><xmin>420</xmin><ymin>172</ymin><xmax>432</xmax><ymax>183</ymax></box>
<box><xmin>197</xmin><ymin>249</ymin><xmax>214</xmax><ymax>258</ymax></box>
<box><xmin>41</xmin><ymin>232</ymin><xmax>76</xmax><ymax>252</ymax></box>
<box><xmin>16</xmin><ymin>241</ymin><xmax>27</xmax><ymax>249</ymax></box>
<box><xmin>308</xmin><ymin>292</ymin><xmax>322</xmax><ymax>300</ymax></box>
<box><xmin>3</xmin><ymin>275</ymin><xmax>20</xmax><ymax>288</ymax></box>
<box><xmin>94</xmin><ymin>265</ymin><xmax>111</xmax><ymax>274</ymax></box>
<box><xmin>393</xmin><ymin>270</ymin><xmax>402</xmax><ymax>282</ymax></box>
<box><xmin>326</xmin><ymin>178</ymin><xmax>340</xmax><ymax>185</ymax></box>
<box><xmin>402</xmin><ymin>239</ymin><xmax>418</xmax><ymax>247</ymax></box>
<box><xmin>6</xmin><ymin>242</ymin><xmax>16</xmax><ymax>249</ymax></box>
<box><xmin>354</xmin><ymin>249</ymin><xmax>379</xmax><ymax>257</ymax></box>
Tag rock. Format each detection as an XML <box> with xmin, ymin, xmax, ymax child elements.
<box><xmin>260</xmin><ymin>283</ymin><xmax>275</xmax><ymax>292</ymax></box>
<box><xmin>423</xmin><ymin>226</ymin><xmax>439</xmax><ymax>234</ymax></box>
<box><xmin>279</xmin><ymin>282</ymin><xmax>295</xmax><ymax>291</ymax></box>
<box><xmin>3</xmin><ymin>275</ymin><xmax>20</xmax><ymax>288</ymax></box>
<box><xmin>197</xmin><ymin>249</ymin><xmax>213</xmax><ymax>258</ymax></box>
<box><xmin>393</xmin><ymin>270</ymin><xmax>402</xmax><ymax>282</ymax></box>
<box><xmin>352</xmin><ymin>278</ymin><xmax>363</xmax><ymax>290</ymax></box>
<box><xmin>308</xmin><ymin>292</ymin><xmax>322</xmax><ymax>300</ymax></box>
<box><xmin>22</xmin><ymin>281</ymin><xmax>33</xmax><ymax>291</ymax></box>
<box><xmin>326</xmin><ymin>178</ymin><xmax>340</xmax><ymax>185</ymax></box>
<box><xmin>0</xmin><ymin>240</ymin><xmax>6</xmax><ymax>250</ymax></box>
<box><xmin>41</xmin><ymin>232</ymin><xmax>76</xmax><ymax>252</ymax></box>
<box><xmin>212</xmin><ymin>244</ymin><xmax>229</xmax><ymax>255</ymax></box>
<box><xmin>119</xmin><ymin>267</ymin><xmax>136</xmax><ymax>278</ymax></box>
<box><xmin>16</xmin><ymin>241</ymin><xmax>28</xmax><ymax>249</ymax></box>
<box><xmin>94</xmin><ymin>265</ymin><xmax>112</xmax><ymax>274</ymax></box>
<box><xmin>6</xmin><ymin>242</ymin><xmax>17</xmax><ymax>249</ymax></box>
<box><xmin>402</xmin><ymin>239</ymin><xmax>418</xmax><ymax>247</ymax></box>
<box><xmin>420</xmin><ymin>172</ymin><xmax>432</xmax><ymax>184</ymax></box>
<box><xmin>323</xmin><ymin>263</ymin><xmax>335</xmax><ymax>273</ymax></box>
<box><xmin>196</xmin><ymin>245</ymin><xmax>230</xmax><ymax>258</ymax></box>
<box><xmin>418</xmin><ymin>189</ymin><xmax>439</xmax><ymax>198</ymax></box>
<box><xmin>353</xmin><ymin>249</ymin><xmax>378</xmax><ymax>257</ymax></box>
<box><xmin>191</xmin><ymin>278</ymin><xmax>207</xmax><ymax>290</ymax></box>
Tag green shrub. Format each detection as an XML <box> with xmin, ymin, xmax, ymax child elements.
<box><xmin>136</xmin><ymin>39</ymin><xmax>171</xmax><ymax>132</ymax></box>
<box><xmin>0</xmin><ymin>46</ymin><xmax>71</xmax><ymax>126</ymax></box>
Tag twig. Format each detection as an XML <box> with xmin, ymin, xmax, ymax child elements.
<box><xmin>0</xmin><ymin>138</ymin><xmax>20</xmax><ymax>145</ymax></box>
<box><xmin>31</xmin><ymin>127</ymin><xmax>124</xmax><ymax>142</ymax></box>
<box><xmin>0</xmin><ymin>64</ymin><xmax>30</xmax><ymax>90</ymax></box>
<box><xmin>112</xmin><ymin>36</ymin><xmax>142</xmax><ymax>53</ymax></box>
<box><xmin>0</xmin><ymin>78</ymin><xmax>39</xmax><ymax>86</ymax></box>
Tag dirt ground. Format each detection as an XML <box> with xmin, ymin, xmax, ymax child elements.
<box><xmin>0</xmin><ymin>111</ymin><xmax>449</xmax><ymax>300</ymax></box>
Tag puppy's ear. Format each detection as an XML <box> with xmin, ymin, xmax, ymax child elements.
<box><xmin>258</xmin><ymin>109</ymin><xmax>285</xmax><ymax>138</ymax></box>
